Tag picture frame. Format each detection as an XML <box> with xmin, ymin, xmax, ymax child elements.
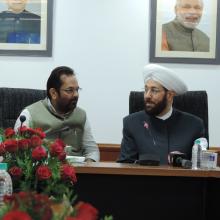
<box><xmin>0</xmin><ymin>0</ymin><xmax>53</xmax><ymax>57</ymax></box>
<box><xmin>149</xmin><ymin>0</ymin><xmax>220</xmax><ymax>64</ymax></box>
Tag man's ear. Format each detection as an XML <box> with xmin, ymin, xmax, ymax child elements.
<box><xmin>166</xmin><ymin>90</ymin><xmax>176</xmax><ymax>102</ymax></box>
<box><xmin>49</xmin><ymin>88</ymin><xmax>58</xmax><ymax>100</ymax></box>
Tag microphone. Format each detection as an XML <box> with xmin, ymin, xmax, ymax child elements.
<box><xmin>19</xmin><ymin>115</ymin><xmax>26</xmax><ymax>135</ymax></box>
<box><xmin>19</xmin><ymin>115</ymin><xmax>26</xmax><ymax>129</ymax></box>
<box><xmin>175</xmin><ymin>157</ymin><xmax>192</xmax><ymax>169</ymax></box>
<box><xmin>170</xmin><ymin>153</ymin><xmax>192</xmax><ymax>169</ymax></box>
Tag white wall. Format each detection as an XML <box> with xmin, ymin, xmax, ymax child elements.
<box><xmin>0</xmin><ymin>0</ymin><xmax>219</xmax><ymax>146</ymax></box>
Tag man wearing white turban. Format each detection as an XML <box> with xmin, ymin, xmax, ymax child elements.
<box><xmin>118</xmin><ymin>64</ymin><xmax>205</xmax><ymax>165</ymax></box>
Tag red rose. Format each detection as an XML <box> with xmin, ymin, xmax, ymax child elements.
<box><xmin>0</xmin><ymin>143</ymin><xmax>5</xmax><ymax>155</ymax></box>
<box><xmin>9</xmin><ymin>166</ymin><xmax>23</xmax><ymax>178</ymax></box>
<box><xmin>30</xmin><ymin>135</ymin><xmax>42</xmax><ymax>148</ymax></box>
<box><xmin>2</xmin><ymin>210</ymin><xmax>32</xmax><ymax>220</ymax></box>
<box><xmin>17</xmin><ymin>191</ymin><xmax>29</xmax><ymax>198</ymax></box>
<box><xmin>36</xmin><ymin>165</ymin><xmax>52</xmax><ymax>180</ymax></box>
<box><xmin>4</xmin><ymin>128</ymin><xmax>15</xmax><ymax>138</ymax></box>
<box><xmin>11</xmin><ymin>192</ymin><xmax>30</xmax><ymax>209</ymax></box>
<box><xmin>3</xmin><ymin>194</ymin><xmax>15</xmax><ymax>204</ymax></box>
<box><xmin>33</xmin><ymin>205</ymin><xmax>52</xmax><ymax>220</ymax></box>
<box><xmin>34</xmin><ymin>193</ymin><xmax>50</xmax><ymax>204</ymax></box>
<box><xmin>32</xmin><ymin>146</ymin><xmax>47</xmax><ymax>161</ymax></box>
<box><xmin>4</xmin><ymin>196</ymin><xmax>19</xmax><ymax>210</ymax></box>
<box><xmin>61</xmin><ymin>164</ymin><xmax>77</xmax><ymax>184</ymax></box>
<box><xmin>58</xmin><ymin>151</ymin><xmax>66</xmax><ymax>161</ymax></box>
<box><xmin>18</xmin><ymin>139</ymin><xmax>31</xmax><ymax>150</ymax></box>
<box><xmin>54</xmin><ymin>139</ymin><xmax>66</xmax><ymax>148</ymax></box>
<box><xmin>4</xmin><ymin>139</ymin><xmax>18</xmax><ymax>152</ymax></box>
<box><xmin>14</xmin><ymin>192</ymin><xmax>32</xmax><ymax>208</ymax></box>
<box><xmin>75</xmin><ymin>202</ymin><xmax>98</xmax><ymax>220</ymax></box>
<box><xmin>19</xmin><ymin>127</ymin><xmax>45</xmax><ymax>139</ymax></box>
<box><xmin>50</xmin><ymin>142</ymin><xmax>64</xmax><ymax>157</ymax></box>
<box><xmin>33</xmin><ymin>194</ymin><xmax>52</xmax><ymax>220</ymax></box>
<box><xmin>18</xmin><ymin>126</ymin><xmax>29</xmax><ymax>135</ymax></box>
<box><xmin>34</xmin><ymin>128</ymin><xmax>46</xmax><ymax>139</ymax></box>
<box><xmin>27</xmin><ymin>128</ymin><xmax>41</xmax><ymax>138</ymax></box>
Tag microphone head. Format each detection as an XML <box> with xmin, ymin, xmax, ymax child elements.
<box><xmin>181</xmin><ymin>159</ymin><xmax>192</xmax><ymax>169</ymax></box>
<box><xmin>19</xmin><ymin>115</ymin><xmax>26</xmax><ymax>123</ymax></box>
<box><xmin>170</xmin><ymin>152</ymin><xmax>186</xmax><ymax>167</ymax></box>
<box><xmin>175</xmin><ymin>157</ymin><xmax>183</xmax><ymax>166</ymax></box>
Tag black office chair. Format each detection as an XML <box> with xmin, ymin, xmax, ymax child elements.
<box><xmin>129</xmin><ymin>90</ymin><xmax>209</xmax><ymax>141</ymax></box>
<box><xmin>0</xmin><ymin>87</ymin><xmax>46</xmax><ymax>128</ymax></box>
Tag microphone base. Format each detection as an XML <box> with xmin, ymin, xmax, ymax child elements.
<box><xmin>137</xmin><ymin>160</ymin><xmax>160</xmax><ymax>166</ymax></box>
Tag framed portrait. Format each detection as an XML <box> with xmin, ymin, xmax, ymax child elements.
<box><xmin>149</xmin><ymin>0</ymin><xmax>220</xmax><ymax>64</ymax></box>
<box><xmin>0</xmin><ymin>0</ymin><xmax>53</xmax><ymax>57</ymax></box>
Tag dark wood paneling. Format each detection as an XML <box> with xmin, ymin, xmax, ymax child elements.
<box><xmin>75</xmin><ymin>162</ymin><xmax>220</xmax><ymax>220</ymax></box>
<box><xmin>98</xmin><ymin>143</ymin><xmax>120</xmax><ymax>161</ymax></box>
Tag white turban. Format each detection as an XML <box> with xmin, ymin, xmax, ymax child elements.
<box><xmin>143</xmin><ymin>64</ymin><xmax>188</xmax><ymax>95</ymax></box>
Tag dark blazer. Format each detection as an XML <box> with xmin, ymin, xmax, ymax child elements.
<box><xmin>118</xmin><ymin>109</ymin><xmax>205</xmax><ymax>165</ymax></box>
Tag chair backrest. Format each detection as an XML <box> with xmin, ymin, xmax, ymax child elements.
<box><xmin>0</xmin><ymin>87</ymin><xmax>46</xmax><ymax>129</ymax></box>
<box><xmin>129</xmin><ymin>90</ymin><xmax>209</xmax><ymax>141</ymax></box>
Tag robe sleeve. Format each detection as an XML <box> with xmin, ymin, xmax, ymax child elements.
<box><xmin>117</xmin><ymin>117</ymin><xmax>138</xmax><ymax>163</ymax></box>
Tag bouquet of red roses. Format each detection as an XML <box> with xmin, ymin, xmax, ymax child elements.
<box><xmin>0</xmin><ymin>127</ymin><xmax>77</xmax><ymax>201</ymax></box>
<box><xmin>0</xmin><ymin>191</ymin><xmax>99</xmax><ymax>220</ymax></box>
<box><xmin>0</xmin><ymin>127</ymin><xmax>113</xmax><ymax>220</ymax></box>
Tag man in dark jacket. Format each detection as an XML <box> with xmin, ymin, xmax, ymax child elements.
<box><xmin>118</xmin><ymin>64</ymin><xmax>205</xmax><ymax>165</ymax></box>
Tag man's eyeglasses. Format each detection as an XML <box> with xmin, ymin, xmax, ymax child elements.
<box><xmin>61</xmin><ymin>87</ymin><xmax>82</xmax><ymax>94</ymax></box>
<box><xmin>144</xmin><ymin>87</ymin><xmax>164</xmax><ymax>96</ymax></box>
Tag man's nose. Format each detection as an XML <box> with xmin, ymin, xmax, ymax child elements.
<box><xmin>145</xmin><ymin>90</ymin><xmax>152</xmax><ymax>98</ymax></box>
<box><xmin>73</xmin><ymin>91</ymin><xmax>79</xmax><ymax>97</ymax></box>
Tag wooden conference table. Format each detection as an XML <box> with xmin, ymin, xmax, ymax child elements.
<box><xmin>74</xmin><ymin>162</ymin><xmax>220</xmax><ymax>220</ymax></box>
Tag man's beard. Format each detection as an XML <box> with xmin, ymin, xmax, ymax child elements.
<box><xmin>145</xmin><ymin>94</ymin><xmax>167</xmax><ymax>116</ymax></box>
<box><xmin>176</xmin><ymin>13</ymin><xmax>201</xmax><ymax>29</ymax></box>
<box><xmin>57</xmin><ymin>97</ymin><xmax>78</xmax><ymax>113</ymax></box>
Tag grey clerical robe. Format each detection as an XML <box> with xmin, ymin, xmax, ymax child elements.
<box><xmin>118</xmin><ymin>109</ymin><xmax>205</xmax><ymax>165</ymax></box>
